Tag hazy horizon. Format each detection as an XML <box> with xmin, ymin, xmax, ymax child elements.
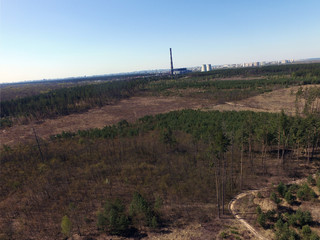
<box><xmin>1</xmin><ymin>0</ymin><xmax>320</xmax><ymax>83</ymax></box>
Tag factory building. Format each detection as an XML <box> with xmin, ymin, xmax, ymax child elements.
<box><xmin>173</xmin><ymin>68</ymin><xmax>190</xmax><ymax>75</ymax></box>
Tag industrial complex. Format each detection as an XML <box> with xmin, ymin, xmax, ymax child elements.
<box><xmin>169</xmin><ymin>48</ymin><xmax>297</xmax><ymax>75</ymax></box>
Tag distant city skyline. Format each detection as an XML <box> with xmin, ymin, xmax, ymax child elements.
<box><xmin>1</xmin><ymin>0</ymin><xmax>320</xmax><ymax>83</ymax></box>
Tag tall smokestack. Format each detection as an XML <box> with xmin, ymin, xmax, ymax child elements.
<box><xmin>170</xmin><ymin>48</ymin><xmax>174</xmax><ymax>76</ymax></box>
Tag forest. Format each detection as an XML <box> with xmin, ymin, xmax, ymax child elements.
<box><xmin>0</xmin><ymin>63</ymin><xmax>320</xmax><ymax>239</ymax></box>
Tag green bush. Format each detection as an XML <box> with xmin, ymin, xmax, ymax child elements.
<box><xmin>271</xmin><ymin>192</ymin><xmax>281</xmax><ymax>204</ymax></box>
<box><xmin>302</xmin><ymin>225</ymin><xmax>320</xmax><ymax>240</ymax></box>
<box><xmin>289</xmin><ymin>184</ymin><xmax>299</xmax><ymax>194</ymax></box>
<box><xmin>297</xmin><ymin>183</ymin><xmax>317</xmax><ymax>201</ymax></box>
<box><xmin>284</xmin><ymin>190</ymin><xmax>294</xmax><ymax>205</ymax></box>
<box><xmin>307</xmin><ymin>175</ymin><xmax>316</xmax><ymax>186</ymax></box>
<box><xmin>256</xmin><ymin>205</ymin><xmax>262</xmax><ymax>215</ymax></box>
<box><xmin>129</xmin><ymin>192</ymin><xmax>159</xmax><ymax>228</ymax></box>
<box><xmin>287</xmin><ymin>209</ymin><xmax>312</xmax><ymax>227</ymax></box>
<box><xmin>302</xmin><ymin>225</ymin><xmax>311</xmax><ymax>236</ymax></box>
<box><xmin>266</xmin><ymin>210</ymin><xmax>276</xmax><ymax>220</ymax></box>
<box><xmin>275</xmin><ymin>222</ymin><xmax>298</xmax><ymax>240</ymax></box>
<box><xmin>275</xmin><ymin>218</ymin><xmax>284</xmax><ymax>230</ymax></box>
<box><xmin>97</xmin><ymin>199</ymin><xmax>130</xmax><ymax>235</ymax></box>
<box><xmin>257</xmin><ymin>212</ymin><xmax>267</xmax><ymax>228</ymax></box>
<box><xmin>277</xmin><ymin>182</ymin><xmax>288</xmax><ymax>197</ymax></box>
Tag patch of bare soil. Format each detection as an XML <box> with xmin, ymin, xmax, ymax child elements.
<box><xmin>207</xmin><ymin>84</ymin><xmax>319</xmax><ymax>114</ymax></box>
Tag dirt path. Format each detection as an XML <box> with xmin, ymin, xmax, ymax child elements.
<box><xmin>229</xmin><ymin>190</ymin><xmax>268</xmax><ymax>240</ymax></box>
<box><xmin>229</xmin><ymin>174</ymin><xmax>317</xmax><ymax>240</ymax></box>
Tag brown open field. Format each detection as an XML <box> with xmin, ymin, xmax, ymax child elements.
<box><xmin>208</xmin><ymin>85</ymin><xmax>320</xmax><ymax>113</ymax></box>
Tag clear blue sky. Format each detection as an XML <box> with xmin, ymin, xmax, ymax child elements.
<box><xmin>1</xmin><ymin>0</ymin><xmax>320</xmax><ymax>83</ymax></box>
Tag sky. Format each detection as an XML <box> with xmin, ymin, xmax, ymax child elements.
<box><xmin>0</xmin><ymin>0</ymin><xmax>320</xmax><ymax>83</ymax></box>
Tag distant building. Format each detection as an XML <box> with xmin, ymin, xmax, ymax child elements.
<box><xmin>173</xmin><ymin>68</ymin><xmax>191</xmax><ymax>75</ymax></box>
<box><xmin>206</xmin><ymin>64</ymin><xmax>212</xmax><ymax>71</ymax></box>
<box><xmin>201</xmin><ymin>64</ymin><xmax>207</xmax><ymax>72</ymax></box>
<box><xmin>280</xmin><ymin>60</ymin><xmax>289</xmax><ymax>64</ymax></box>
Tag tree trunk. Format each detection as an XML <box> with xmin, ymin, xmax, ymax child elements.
<box><xmin>278</xmin><ymin>129</ymin><xmax>280</xmax><ymax>160</ymax></box>
<box><xmin>240</xmin><ymin>143</ymin><xmax>243</xmax><ymax>190</ymax></box>
<box><xmin>215</xmin><ymin>166</ymin><xmax>220</xmax><ymax>218</ymax></box>
<box><xmin>231</xmin><ymin>139</ymin><xmax>234</xmax><ymax>193</ymax></box>
<box><xmin>222</xmin><ymin>158</ymin><xmax>226</xmax><ymax>215</ymax></box>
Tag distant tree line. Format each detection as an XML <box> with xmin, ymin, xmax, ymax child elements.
<box><xmin>0</xmin><ymin>78</ymin><xmax>154</xmax><ymax>118</ymax></box>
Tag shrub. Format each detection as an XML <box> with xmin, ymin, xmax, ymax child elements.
<box><xmin>277</xmin><ymin>182</ymin><xmax>288</xmax><ymax>197</ymax></box>
<box><xmin>129</xmin><ymin>192</ymin><xmax>159</xmax><ymax>228</ymax></box>
<box><xmin>289</xmin><ymin>184</ymin><xmax>299</xmax><ymax>194</ymax></box>
<box><xmin>288</xmin><ymin>209</ymin><xmax>312</xmax><ymax>227</ymax></box>
<box><xmin>284</xmin><ymin>190</ymin><xmax>294</xmax><ymax>205</ymax></box>
<box><xmin>61</xmin><ymin>215</ymin><xmax>72</xmax><ymax>237</ymax></box>
<box><xmin>307</xmin><ymin>175</ymin><xmax>316</xmax><ymax>186</ymax></box>
<box><xmin>97</xmin><ymin>199</ymin><xmax>130</xmax><ymax>235</ymax></box>
<box><xmin>256</xmin><ymin>205</ymin><xmax>262</xmax><ymax>215</ymax></box>
<box><xmin>271</xmin><ymin>192</ymin><xmax>281</xmax><ymax>204</ymax></box>
<box><xmin>275</xmin><ymin>218</ymin><xmax>284</xmax><ymax>230</ymax></box>
<box><xmin>266</xmin><ymin>210</ymin><xmax>276</xmax><ymax>220</ymax></box>
<box><xmin>302</xmin><ymin>225</ymin><xmax>311</xmax><ymax>236</ymax></box>
<box><xmin>275</xmin><ymin>222</ymin><xmax>298</xmax><ymax>240</ymax></box>
<box><xmin>257</xmin><ymin>212</ymin><xmax>267</xmax><ymax>229</ymax></box>
<box><xmin>297</xmin><ymin>183</ymin><xmax>317</xmax><ymax>201</ymax></box>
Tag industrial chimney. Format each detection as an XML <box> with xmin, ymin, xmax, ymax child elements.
<box><xmin>170</xmin><ymin>48</ymin><xmax>174</xmax><ymax>76</ymax></box>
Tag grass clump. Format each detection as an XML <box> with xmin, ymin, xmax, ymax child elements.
<box><xmin>61</xmin><ymin>215</ymin><xmax>72</xmax><ymax>238</ymax></box>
